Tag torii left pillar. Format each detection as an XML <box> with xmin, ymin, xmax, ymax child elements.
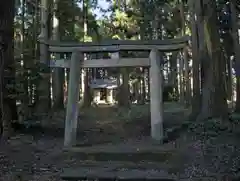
<box><xmin>64</xmin><ymin>51</ymin><xmax>82</xmax><ymax>147</ymax></box>
<box><xmin>149</xmin><ymin>49</ymin><xmax>164</xmax><ymax>142</ymax></box>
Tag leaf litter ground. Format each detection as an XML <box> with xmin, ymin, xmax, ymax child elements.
<box><xmin>0</xmin><ymin>104</ymin><xmax>240</xmax><ymax>181</ymax></box>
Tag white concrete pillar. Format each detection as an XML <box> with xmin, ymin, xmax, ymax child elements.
<box><xmin>149</xmin><ymin>49</ymin><xmax>164</xmax><ymax>142</ymax></box>
<box><xmin>106</xmin><ymin>89</ymin><xmax>113</xmax><ymax>104</ymax></box>
<box><xmin>64</xmin><ymin>52</ymin><xmax>82</xmax><ymax>147</ymax></box>
<box><xmin>93</xmin><ymin>89</ymin><xmax>100</xmax><ymax>103</ymax></box>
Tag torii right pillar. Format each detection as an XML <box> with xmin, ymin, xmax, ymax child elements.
<box><xmin>149</xmin><ymin>49</ymin><xmax>164</xmax><ymax>142</ymax></box>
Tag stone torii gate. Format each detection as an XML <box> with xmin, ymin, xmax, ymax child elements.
<box><xmin>40</xmin><ymin>37</ymin><xmax>189</xmax><ymax>147</ymax></box>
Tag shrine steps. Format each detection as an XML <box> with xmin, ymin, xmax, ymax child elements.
<box><xmin>61</xmin><ymin>161</ymin><xmax>177</xmax><ymax>181</ymax></box>
<box><xmin>61</xmin><ymin>139</ymin><xmax>179</xmax><ymax>180</ymax></box>
<box><xmin>62</xmin><ymin>138</ymin><xmax>176</xmax><ymax>162</ymax></box>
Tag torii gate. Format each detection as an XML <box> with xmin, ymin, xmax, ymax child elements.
<box><xmin>40</xmin><ymin>37</ymin><xmax>189</xmax><ymax>147</ymax></box>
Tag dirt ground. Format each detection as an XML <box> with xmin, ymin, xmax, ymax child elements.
<box><xmin>1</xmin><ymin>104</ymin><xmax>240</xmax><ymax>181</ymax></box>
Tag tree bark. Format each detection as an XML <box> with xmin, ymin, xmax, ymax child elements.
<box><xmin>82</xmin><ymin>0</ymin><xmax>92</xmax><ymax>107</ymax></box>
<box><xmin>179</xmin><ymin>0</ymin><xmax>191</xmax><ymax>106</ymax></box>
<box><xmin>230</xmin><ymin>2</ymin><xmax>240</xmax><ymax>112</ymax></box>
<box><xmin>36</xmin><ymin>0</ymin><xmax>51</xmax><ymax>116</ymax></box>
<box><xmin>226</xmin><ymin>56</ymin><xmax>233</xmax><ymax>103</ymax></box>
<box><xmin>52</xmin><ymin>0</ymin><xmax>64</xmax><ymax>110</ymax></box>
<box><xmin>118</xmin><ymin>68</ymin><xmax>130</xmax><ymax>107</ymax></box>
<box><xmin>188</xmin><ymin>0</ymin><xmax>202</xmax><ymax>120</ymax></box>
<box><xmin>169</xmin><ymin>51</ymin><xmax>179</xmax><ymax>97</ymax></box>
<box><xmin>0</xmin><ymin>0</ymin><xmax>18</xmax><ymax>138</ymax></box>
<box><xmin>197</xmin><ymin>0</ymin><xmax>228</xmax><ymax>120</ymax></box>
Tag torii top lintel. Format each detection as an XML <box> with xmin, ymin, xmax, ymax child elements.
<box><xmin>40</xmin><ymin>36</ymin><xmax>190</xmax><ymax>53</ymax></box>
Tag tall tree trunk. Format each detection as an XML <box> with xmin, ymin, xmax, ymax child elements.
<box><xmin>82</xmin><ymin>0</ymin><xmax>92</xmax><ymax>107</ymax></box>
<box><xmin>139</xmin><ymin>16</ymin><xmax>147</xmax><ymax>104</ymax></box>
<box><xmin>231</xmin><ymin>2</ymin><xmax>240</xmax><ymax>113</ymax></box>
<box><xmin>226</xmin><ymin>55</ymin><xmax>233</xmax><ymax>106</ymax></box>
<box><xmin>52</xmin><ymin>0</ymin><xmax>64</xmax><ymax>110</ymax></box>
<box><xmin>169</xmin><ymin>51</ymin><xmax>179</xmax><ymax>97</ymax></box>
<box><xmin>0</xmin><ymin>0</ymin><xmax>18</xmax><ymax>138</ymax></box>
<box><xmin>179</xmin><ymin>0</ymin><xmax>190</xmax><ymax>106</ymax></box>
<box><xmin>140</xmin><ymin>2</ymin><xmax>149</xmax><ymax>101</ymax></box>
<box><xmin>139</xmin><ymin>67</ymin><xmax>146</xmax><ymax>104</ymax></box>
<box><xmin>188</xmin><ymin>0</ymin><xmax>201</xmax><ymax>120</ymax></box>
<box><xmin>52</xmin><ymin>64</ymin><xmax>64</xmax><ymax>109</ymax></box>
<box><xmin>36</xmin><ymin>0</ymin><xmax>51</xmax><ymax>116</ymax></box>
<box><xmin>178</xmin><ymin>53</ymin><xmax>184</xmax><ymax>103</ymax></box>
<box><xmin>20</xmin><ymin>0</ymin><xmax>29</xmax><ymax>121</ymax></box>
<box><xmin>142</xmin><ymin>68</ymin><xmax>148</xmax><ymax>101</ymax></box>
<box><xmin>118</xmin><ymin>68</ymin><xmax>130</xmax><ymax>107</ymax></box>
<box><xmin>197</xmin><ymin>0</ymin><xmax>228</xmax><ymax>120</ymax></box>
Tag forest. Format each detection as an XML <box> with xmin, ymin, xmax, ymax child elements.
<box><xmin>1</xmin><ymin>0</ymin><xmax>240</xmax><ymax>180</ymax></box>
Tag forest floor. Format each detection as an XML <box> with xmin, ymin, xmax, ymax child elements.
<box><xmin>1</xmin><ymin>103</ymin><xmax>240</xmax><ymax>181</ymax></box>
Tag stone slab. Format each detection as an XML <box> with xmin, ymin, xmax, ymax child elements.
<box><xmin>61</xmin><ymin>166</ymin><xmax>176</xmax><ymax>181</ymax></box>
